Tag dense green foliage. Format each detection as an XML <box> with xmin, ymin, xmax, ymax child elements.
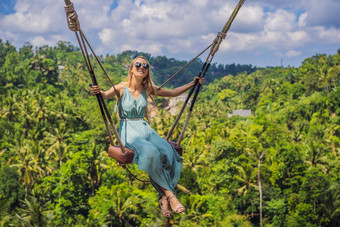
<box><xmin>0</xmin><ymin>39</ymin><xmax>339</xmax><ymax>226</ymax></box>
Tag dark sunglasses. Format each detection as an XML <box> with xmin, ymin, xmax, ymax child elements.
<box><xmin>135</xmin><ymin>62</ymin><xmax>149</xmax><ymax>69</ymax></box>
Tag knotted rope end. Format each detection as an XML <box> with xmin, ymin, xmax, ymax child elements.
<box><xmin>64</xmin><ymin>2</ymin><xmax>80</xmax><ymax>32</ymax></box>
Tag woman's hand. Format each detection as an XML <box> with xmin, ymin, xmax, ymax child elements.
<box><xmin>91</xmin><ymin>85</ymin><xmax>101</xmax><ymax>95</ymax></box>
<box><xmin>193</xmin><ymin>77</ymin><xmax>204</xmax><ymax>85</ymax></box>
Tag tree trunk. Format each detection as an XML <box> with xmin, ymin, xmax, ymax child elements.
<box><xmin>258</xmin><ymin>159</ymin><xmax>262</xmax><ymax>227</ymax></box>
<box><xmin>258</xmin><ymin>151</ymin><xmax>266</xmax><ymax>227</ymax></box>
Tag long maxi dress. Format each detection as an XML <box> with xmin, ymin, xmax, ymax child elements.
<box><xmin>117</xmin><ymin>85</ymin><xmax>183</xmax><ymax>196</ymax></box>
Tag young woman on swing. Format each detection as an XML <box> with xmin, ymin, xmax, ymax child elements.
<box><xmin>91</xmin><ymin>56</ymin><xmax>204</xmax><ymax>218</ymax></box>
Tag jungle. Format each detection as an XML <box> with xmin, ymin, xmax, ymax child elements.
<box><xmin>0</xmin><ymin>39</ymin><xmax>339</xmax><ymax>226</ymax></box>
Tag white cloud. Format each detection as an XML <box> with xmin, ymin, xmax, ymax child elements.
<box><xmin>233</xmin><ymin>5</ymin><xmax>265</xmax><ymax>33</ymax></box>
<box><xmin>315</xmin><ymin>27</ymin><xmax>340</xmax><ymax>43</ymax></box>
<box><xmin>0</xmin><ymin>0</ymin><xmax>339</xmax><ymax>67</ymax></box>
<box><xmin>31</xmin><ymin>36</ymin><xmax>54</xmax><ymax>47</ymax></box>
<box><xmin>298</xmin><ymin>12</ymin><xmax>307</xmax><ymax>27</ymax></box>
<box><xmin>288</xmin><ymin>31</ymin><xmax>309</xmax><ymax>44</ymax></box>
<box><xmin>265</xmin><ymin>9</ymin><xmax>296</xmax><ymax>32</ymax></box>
<box><xmin>286</xmin><ymin>50</ymin><xmax>302</xmax><ymax>57</ymax></box>
<box><xmin>99</xmin><ymin>28</ymin><xmax>115</xmax><ymax>45</ymax></box>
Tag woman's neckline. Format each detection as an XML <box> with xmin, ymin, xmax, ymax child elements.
<box><xmin>124</xmin><ymin>85</ymin><xmax>144</xmax><ymax>101</ymax></box>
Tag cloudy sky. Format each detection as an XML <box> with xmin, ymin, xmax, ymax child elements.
<box><xmin>1</xmin><ymin>0</ymin><xmax>339</xmax><ymax>67</ymax></box>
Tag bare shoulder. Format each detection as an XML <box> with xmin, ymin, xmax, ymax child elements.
<box><xmin>115</xmin><ymin>82</ymin><xmax>125</xmax><ymax>90</ymax></box>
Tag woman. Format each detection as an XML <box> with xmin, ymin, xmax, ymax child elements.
<box><xmin>91</xmin><ymin>56</ymin><xmax>204</xmax><ymax>218</ymax></box>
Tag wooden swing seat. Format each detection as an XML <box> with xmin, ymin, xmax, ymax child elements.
<box><xmin>108</xmin><ymin>140</ymin><xmax>183</xmax><ymax>164</ymax></box>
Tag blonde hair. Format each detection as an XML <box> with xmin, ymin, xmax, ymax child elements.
<box><xmin>126</xmin><ymin>56</ymin><xmax>155</xmax><ymax>121</ymax></box>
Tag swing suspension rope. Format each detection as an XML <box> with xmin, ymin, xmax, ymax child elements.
<box><xmin>63</xmin><ymin>0</ymin><xmax>246</xmax><ymax>182</ymax></box>
<box><xmin>164</xmin><ymin>0</ymin><xmax>246</xmax><ymax>144</ymax></box>
<box><xmin>64</xmin><ymin>0</ymin><xmax>150</xmax><ymax>182</ymax></box>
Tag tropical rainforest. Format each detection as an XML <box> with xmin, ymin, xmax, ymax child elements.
<box><xmin>0</xmin><ymin>39</ymin><xmax>339</xmax><ymax>226</ymax></box>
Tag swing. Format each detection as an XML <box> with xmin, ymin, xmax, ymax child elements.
<box><xmin>63</xmin><ymin>0</ymin><xmax>246</xmax><ymax>178</ymax></box>
<box><xmin>108</xmin><ymin>140</ymin><xmax>182</xmax><ymax>164</ymax></box>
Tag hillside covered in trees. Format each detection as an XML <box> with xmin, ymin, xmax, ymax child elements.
<box><xmin>0</xmin><ymin>39</ymin><xmax>339</xmax><ymax>226</ymax></box>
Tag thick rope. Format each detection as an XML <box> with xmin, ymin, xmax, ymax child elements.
<box><xmin>167</xmin><ymin>0</ymin><xmax>246</xmax><ymax>143</ymax></box>
<box><xmin>160</xmin><ymin>0</ymin><xmax>244</xmax><ymax>90</ymax></box>
<box><xmin>80</xmin><ymin>30</ymin><xmax>119</xmax><ymax>95</ymax></box>
<box><xmin>64</xmin><ymin>0</ymin><xmax>152</xmax><ymax>183</ymax></box>
<box><xmin>64</xmin><ymin>2</ymin><xmax>80</xmax><ymax>32</ymax></box>
<box><xmin>158</xmin><ymin>43</ymin><xmax>213</xmax><ymax>89</ymax></box>
<box><xmin>64</xmin><ymin>0</ymin><xmax>124</xmax><ymax>151</ymax></box>
<box><xmin>63</xmin><ymin>0</ymin><xmax>246</xmax><ymax>182</ymax></box>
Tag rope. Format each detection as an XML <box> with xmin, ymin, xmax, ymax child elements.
<box><xmin>63</xmin><ymin>0</ymin><xmax>246</xmax><ymax>182</ymax></box>
<box><xmin>122</xmin><ymin>165</ymin><xmax>150</xmax><ymax>183</ymax></box>
<box><xmin>80</xmin><ymin>30</ymin><xmax>119</xmax><ymax>96</ymax></box>
<box><xmin>166</xmin><ymin>0</ymin><xmax>246</xmax><ymax>143</ymax></box>
<box><xmin>64</xmin><ymin>2</ymin><xmax>80</xmax><ymax>32</ymax></box>
<box><xmin>158</xmin><ymin>43</ymin><xmax>213</xmax><ymax>89</ymax></box>
<box><xmin>64</xmin><ymin>0</ymin><xmax>124</xmax><ymax>151</ymax></box>
<box><xmin>158</xmin><ymin>1</ymin><xmax>245</xmax><ymax>89</ymax></box>
<box><xmin>64</xmin><ymin>0</ymin><xmax>147</xmax><ymax>182</ymax></box>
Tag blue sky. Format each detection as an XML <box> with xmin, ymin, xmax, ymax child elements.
<box><xmin>0</xmin><ymin>0</ymin><xmax>339</xmax><ymax>67</ymax></box>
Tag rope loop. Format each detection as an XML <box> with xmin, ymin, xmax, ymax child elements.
<box><xmin>64</xmin><ymin>2</ymin><xmax>80</xmax><ymax>32</ymax></box>
<box><xmin>210</xmin><ymin>34</ymin><xmax>224</xmax><ymax>56</ymax></box>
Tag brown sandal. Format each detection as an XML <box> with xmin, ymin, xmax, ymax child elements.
<box><xmin>168</xmin><ymin>195</ymin><xmax>185</xmax><ymax>214</ymax></box>
<box><xmin>159</xmin><ymin>196</ymin><xmax>172</xmax><ymax>218</ymax></box>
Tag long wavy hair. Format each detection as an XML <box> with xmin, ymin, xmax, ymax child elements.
<box><xmin>126</xmin><ymin>56</ymin><xmax>155</xmax><ymax>121</ymax></box>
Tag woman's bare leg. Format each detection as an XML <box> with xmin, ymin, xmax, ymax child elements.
<box><xmin>159</xmin><ymin>195</ymin><xmax>171</xmax><ymax>218</ymax></box>
<box><xmin>160</xmin><ymin>187</ymin><xmax>185</xmax><ymax>214</ymax></box>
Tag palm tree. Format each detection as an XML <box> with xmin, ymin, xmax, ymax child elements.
<box><xmin>2</xmin><ymin>92</ymin><xmax>19</xmax><ymax>122</ymax></box>
<box><xmin>182</xmin><ymin>135</ymin><xmax>207</xmax><ymax>173</ymax></box>
<box><xmin>90</xmin><ymin>187</ymin><xmax>142</xmax><ymax>226</ymax></box>
<box><xmin>15</xmin><ymin>190</ymin><xmax>52</xmax><ymax>227</ymax></box>
<box><xmin>257</xmin><ymin>151</ymin><xmax>266</xmax><ymax>227</ymax></box>
<box><xmin>43</xmin><ymin>124</ymin><xmax>70</xmax><ymax>204</ymax></box>
<box><xmin>43</xmin><ymin>124</ymin><xmax>70</xmax><ymax>169</ymax></box>
<box><xmin>9</xmin><ymin>140</ymin><xmax>44</xmax><ymax>198</ymax></box>
<box><xmin>87</xmin><ymin>142</ymin><xmax>107</xmax><ymax>196</ymax></box>
<box><xmin>321</xmin><ymin>184</ymin><xmax>340</xmax><ymax>226</ymax></box>
<box><xmin>16</xmin><ymin>93</ymin><xmax>35</xmax><ymax>134</ymax></box>
<box><xmin>111</xmin><ymin>190</ymin><xmax>141</xmax><ymax>226</ymax></box>
<box><xmin>304</xmin><ymin>139</ymin><xmax>329</xmax><ymax>174</ymax></box>
<box><xmin>236</xmin><ymin>161</ymin><xmax>258</xmax><ymax>198</ymax></box>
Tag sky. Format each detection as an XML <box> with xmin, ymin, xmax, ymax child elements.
<box><xmin>0</xmin><ymin>0</ymin><xmax>339</xmax><ymax>67</ymax></box>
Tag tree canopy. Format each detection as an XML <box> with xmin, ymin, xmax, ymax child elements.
<box><xmin>0</xmin><ymin>39</ymin><xmax>339</xmax><ymax>226</ymax></box>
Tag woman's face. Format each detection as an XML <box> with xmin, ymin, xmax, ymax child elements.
<box><xmin>131</xmin><ymin>57</ymin><xmax>149</xmax><ymax>79</ymax></box>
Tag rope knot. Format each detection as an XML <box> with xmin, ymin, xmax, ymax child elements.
<box><xmin>64</xmin><ymin>2</ymin><xmax>80</xmax><ymax>32</ymax></box>
<box><xmin>210</xmin><ymin>32</ymin><xmax>226</xmax><ymax>56</ymax></box>
<box><xmin>217</xmin><ymin>32</ymin><xmax>227</xmax><ymax>39</ymax></box>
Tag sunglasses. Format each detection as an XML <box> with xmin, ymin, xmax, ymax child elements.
<box><xmin>135</xmin><ymin>62</ymin><xmax>149</xmax><ymax>69</ymax></box>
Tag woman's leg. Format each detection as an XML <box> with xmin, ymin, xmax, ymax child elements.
<box><xmin>160</xmin><ymin>187</ymin><xmax>185</xmax><ymax>214</ymax></box>
<box><xmin>159</xmin><ymin>195</ymin><xmax>171</xmax><ymax>218</ymax></box>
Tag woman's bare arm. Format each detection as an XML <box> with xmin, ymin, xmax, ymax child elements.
<box><xmin>153</xmin><ymin>77</ymin><xmax>204</xmax><ymax>97</ymax></box>
<box><xmin>91</xmin><ymin>83</ymin><xmax>124</xmax><ymax>99</ymax></box>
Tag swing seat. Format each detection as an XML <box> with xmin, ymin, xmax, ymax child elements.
<box><xmin>108</xmin><ymin>141</ymin><xmax>183</xmax><ymax>164</ymax></box>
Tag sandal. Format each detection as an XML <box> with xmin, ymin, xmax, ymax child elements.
<box><xmin>168</xmin><ymin>195</ymin><xmax>185</xmax><ymax>214</ymax></box>
<box><xmin>159</xmin><ymin>196</ymin><xmax>172</xmax><ymax>218</ymax></box>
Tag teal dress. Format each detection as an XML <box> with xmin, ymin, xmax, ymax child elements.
<box><xmin>117</xmin><ymin>85</ymin><xmax>183</xmax><ymax>196</ymax></box>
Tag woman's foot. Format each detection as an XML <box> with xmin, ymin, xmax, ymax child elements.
<box><xmin>168</xmin><ymin>195</ymin><xmax>185</xmax><ymax>214</ymax></box>
<box><xmin>159</xmin><ymin>196</ymin><xmax>172</xmax><ymax>218</ymax></box>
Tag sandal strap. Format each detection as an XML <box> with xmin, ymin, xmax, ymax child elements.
<box><xmin>167</xmin><ymin>195</ymin><xmax>185</xmax><ymax>214</ymax></box>
<box><xmin>167</xmin><ymin>195</ymin><xmax>176</xmax><ymax>202</ymax></box>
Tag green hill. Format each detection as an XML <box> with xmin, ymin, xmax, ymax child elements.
<box><xmin>0</xmin><ymin>39</ymin><xmax>339</xmax><ymax>226</ymax></box>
